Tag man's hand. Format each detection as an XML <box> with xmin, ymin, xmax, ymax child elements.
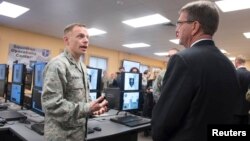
<box><xmin>90</xmin><ymin>96</ymin><xmax>108</xmax><ymax>115</ymax></box>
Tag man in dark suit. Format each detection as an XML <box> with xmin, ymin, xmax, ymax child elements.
<box><xmin>234</xmin><ymin>55</ymin><xmax>250</xmax><ymax>124</ymax></box>
<box><xmin>151</xmin><ymin>1</ymin><xmax>241</xmax><ymax>141</ymax></box>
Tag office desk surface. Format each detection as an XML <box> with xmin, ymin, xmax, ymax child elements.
<box><xmin>87</xmin><ymin>116</ymin><xmax>150</xmax><ymax>140</ymax></box>
<box><xmin>0</xmin><ymin>110</ymin><xmax>150</xmax><ymax>141</ymax></box>
<box><xmin>1</xmin><ymin>122</ymin><xmax>44</xmax><ymax>141</ymax></box>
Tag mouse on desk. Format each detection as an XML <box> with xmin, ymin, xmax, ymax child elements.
<box><xmin>93</xmin><ymin>127</ymin><xmax>102</xmax><ymax>131</ymax></box>
<box><xmin>0</xmin><ymin>117</ymin><xmax>6</xmax><ymax>125</ymax></box>
<box><xmin>19</xmin><ymin>118</ymin><xmax>31</xmax><ymax>124</ymax></box>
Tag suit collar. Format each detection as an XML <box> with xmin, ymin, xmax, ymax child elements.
<box><xmin>237</xmin><ymin>67</ymin><xmax>247</xmax><ymax>70</ymax></box>
<box><xmin>192</xmin><ymin>40</ymin><xmax>215</xmax><ymax>47</ymax></box>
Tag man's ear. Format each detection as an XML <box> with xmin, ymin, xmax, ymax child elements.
<box><xmin>191</xmin><ymin>21</ymin><xmax>200</xmax><ymax>36</ymax></box>
<box><xmin>63</xmin><ymin>36</ymin><xmax>69</xmax><ymax>45</ymax></box>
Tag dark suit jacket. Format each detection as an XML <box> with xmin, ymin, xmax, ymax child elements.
<box><xmin>151</xmin><ymin>40</ymin><xmax>241</xmax><ymax>141</ymax></box>
<box><xmin>236</xmin><ymin>67</ymin><xmax>250</xmax><ymax>114</ymax></box>
<box><xmin>236</xmin><ymin>67</ymin><xmax>250</xmax><ymax>94</ymax></box>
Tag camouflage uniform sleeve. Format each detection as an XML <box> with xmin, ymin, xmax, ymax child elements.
<box><xmin>42</xmin><ymin>61</ymin><xmax>91</xmax><ymax>123</ymax></box>
<box><xmin>246</xmin><ymin>89</ymin><xmax>250</xmax><ymax>102</ymax></box>
<box><xmin>152</xmin><ymin>70</ymin><xmax>166</xmax><ymax>102</ymax></box>
<box><xmin>153</xmin><ymin>75</ymin><xmax>161</xmax><ymax>102</ymax></box>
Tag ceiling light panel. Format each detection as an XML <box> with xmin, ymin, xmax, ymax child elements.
<box><xmin>0</xmin><ymin>1</ymin><xmax>29</xmax><ymax>18</ymax></box>
<box><xmin>122</xmin><ymin>13</ymin><xmax>170</xmax><ymax>28</ymax></box>
<box><xmin>122</xmin><ymin>43</ymin><xmax>150</xmax><ymax>48</ymax></box>
<box><xmin>87</xmin><ymin>28</ymin><xmax>107</xmax><ymax>36</ymax></box>
<box><xmin>169</xmin><ymin>39</ymin><xmax>179</xmax><ymax>44</ymax></box>
<box><xmin>154</xmin><ymin>52</ymin><xmax>169</xmax><ymax>56</ymax></box>
<box><xmin>215</xmin><ymin>0</ymin><xmax>250</xmax><ymax>12</ymax></box>
<box><xmin>243</xmin><ymin>32</ymin><xmax>250</xmax><ymax>38</ymax></box>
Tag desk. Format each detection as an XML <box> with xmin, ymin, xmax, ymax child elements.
<box><xmin>0</xmin><ymin>122</ymin><xmax>44</xmax><ymax>141</ymax></box>
<box><xmin>0</xmin><ymin>110</ymin><xmax>150</xmax><ymax>141</ymax></box>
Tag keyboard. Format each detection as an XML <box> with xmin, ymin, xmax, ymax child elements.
<box><xmin>87</xmin><ymin>127</ymin><xmax>95</xmax><ymax>134</ymax></box>
<box><xmin>31</xmin><ymin>123</ymin><xmax>44</xmax><ymax>135</ymax></box>
<box><xmin>123</xmin><ymin>118</ymin><xmax>151</xmax><ymax>127</ymax></box>
<box><xmin>111</xmin><ymin>115</ymin><xmax>141</xmax><ymax>123</ymax></box>
<box><xmin>110</xmin><ymin>115</ymin><xmax>150</xmax><ymax>127</ymax></box>
<box><xmin>0</xmin><ymin>104</ymin><xmax>8</xmax><ymax>111</ymax></box>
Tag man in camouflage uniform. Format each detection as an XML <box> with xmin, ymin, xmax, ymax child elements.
<box><xmin>152</xmin><ymin>48</ymin><xmax>179</xmax><ymax>103</ymax></box>
<box><xmin>42</xmin><ymin>23</ymin><xmax>108</xmax><ymax>141</ymax></box>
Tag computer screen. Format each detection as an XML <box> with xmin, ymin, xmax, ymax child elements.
<box><xmin>0</xmin><ymin>81</ymin><xmax>6</xmax><ymax>97</ymax></box>
<box><xmin>0</xmin><ymin>64</ymin><xmax>7</xmax><ymax>80</ymax></box>
<box><xmin>105</xmin><ymin>88</ymin><xmax>142</xmax><ymax>112</ymax></box>
<box><xmin>33</xmin><ymin>63</ymin><xmax>46</xmax><ymax>88</ymax></box>
<box><xmin>87</xmin><ymin>67</ymin><xmax>102</xmax><ymax>91</ymax></box>
<box><xmin>121</xmin><ymin>72</ymin><xmax>141</xmax><ymax>91</ymax></box>
<box><xmin>12</xmin><ymin>64</ymin><xmax>25</xmax><ymax>83</ymax></box>
<box><xmin>122</xmin><ymin>60</ymin><xmax>140</xmax><ymax>72</ymax></box>
<box><xmin>121</xmin><ymin>91</ymin><xmax>140</xmax><ymax>111</ymax></box>
<box><xmin>10</xmin><ymin>83</ymin><xmax>24</xmax><ymax>105</ymax></box>
<box><xmin>31</xmin><ymin>88</ymin><xmax>44</xmax><ymax>116</ymax></box>
<box><xmin>89</xmin><ymin>92</ymin><xmax>97</xmax><ymax>101</ymax></box>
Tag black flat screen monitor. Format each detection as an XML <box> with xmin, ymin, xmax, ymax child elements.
<box><xmin>0</xmin><ymin>81</ymin><xmax>5</xmax><ymax>97</ymax></box>
<box><xmin>33</xmin><ymin>63</ymin><xmax>46</xmax><ymax>88</ymax></box>
<box><xmin>120</xmin><ymin>72</ymin><xmax>141</xmax><ymax>91</ymax></box>
<box><xmin>89</xmin><ymin>92</ymin><xmax>97</xmax><ymax>101</ymax></box>
<box><xmin>122</xmin><ymin>60</ymin><xmax>140</xmax><ymax>72</ymax></box>
<box><xmin>31</xmin><ymin>88</ymin><xmax>44</xmax><ymax>116</ymax></box>
<box><xmin>105</xmin><ymin>88</ymin><xmax>141</xmax><ymax>112</ymax></box>
<box><xmin>121</xmin><ymin>91</ymin><xmax>140</xmax><ymax>111</ymax></box>
<box><xmin>10</xmin><ymin>83</ymin><xmax>24</xmax><ymax>105</ymax></box>
<box><xmin>87</xmin><ymin>67</ymin><xmax>102</xmax><ymax>91</ymax></box>
<box><xmin>12</xmin><ymin>64</ymin><xmax>26</xmax><ymax>83</ymax></box>
<box><xmin>0</xmin><ymin>64</ymin><xmax>7</xmax><ymax>80</ymax></box>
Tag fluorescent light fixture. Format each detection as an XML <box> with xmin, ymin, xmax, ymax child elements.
<box><xmin>0</xmin><ymin>1</ymin><xmax>29</xmax><ymax>18</ymax></box>
<box><xmin>169</xmin><ymin>39</ymin><xmax>180</xmax><ymax>44</ymax></box>
<box><xmin>228</xmin><ymin>57</ymin><xmax>236</xmax><ymax>61</ymax></box>
<box><xmin>87</xmin><ymin>28</ymin><xmax>107</xmax><ymax>36</ymax></box>
<box><xmin>220</xmin><ymin>49</ymin><xmax>228</xmax><ymax>54</ymax></box>
<box><xmin>122</xmin><ymin>43</ymin><xmax>150</xmax><ymax>48</ymax></box>
<box><xmin>243</xmin><ymin>32</ymin><xmax>250</xmax><ymax>38</ymax></box>
<box><xmin>154</xmin><ymin>52</ymin><xmax>169</xmax><ymax>56</ymax></box>
<box><xmin>215</xmin><ymin>0</ymin><xmax>250</xmax><ymax>12</ymax></box>
<box><xmin>122</xmin><ymin>13</ymin><xmax>170</xmax><ymax>28</ymax></box>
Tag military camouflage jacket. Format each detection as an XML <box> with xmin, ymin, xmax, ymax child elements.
<box><xmin>42</xmin><ymin>50</ymin><xmax>91</xmax><ymax>141</ymax></box>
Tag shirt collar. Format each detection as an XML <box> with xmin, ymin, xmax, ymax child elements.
<box><xmin>190</xmin><ymin>39</ymin><xmax>213</xmax><ymax>47</ymax></box>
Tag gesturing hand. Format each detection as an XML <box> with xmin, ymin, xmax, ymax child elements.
<box><xmin>90</xmin><ymin>96</ymin><xmax>108</xmax><ymax>115</ymax></box>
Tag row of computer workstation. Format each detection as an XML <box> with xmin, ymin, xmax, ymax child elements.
<box><xmin>0</xmin><ymin>63</ymin><xmax>150</xmax><ymax>141</ymax></box>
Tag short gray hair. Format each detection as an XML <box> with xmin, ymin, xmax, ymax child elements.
<box><xmin>180</xmin><ymin>1</ymin><xmax>219</xmax><ymax>36</ymax></box>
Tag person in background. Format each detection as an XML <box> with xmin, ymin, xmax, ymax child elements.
<box><xmin>113</xmin><ymin>66</ymin><xmax>125</xmax><ymax>87</ymax></box>
<box><xmin>234</xmin><ymin>55</ymin><xmax>250</xmax><ymax>124</ymax></box>
<box><xmin>246</xmin><ymin>87</ymin><xmax>250</xmax><ymax>102</ymax></box>
<box><xmin>129</xmin><ymin>67</ymin><xmax>140</xmax><ymax>73</ymax></box>
<box><xmin>151</xmin><ymin>1</ymin><xmax>241</xmax><ymax>141</ymax></box>
<box><xmin>101</xmin><ymin>70</ymin><xmax>109</xmax><ymax>92</ymax></box>
<box><xmin>42</xmin><ymin>23</ymin><xmax>108</xmax><ymax>141</ymax></box>
<box><xmin>142</xmin><ymin>70</ymin><xmax>150</xmax><ymax>91</ymax></box>
<box><xmin>152</xmin><ymin>48</ymin><xmax>179</xmax><ymax>103</ymax></box>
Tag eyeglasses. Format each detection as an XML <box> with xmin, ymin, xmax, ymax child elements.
<box><xmin>176</xmin><ymin>20</ymin><xmax>194</xmax><ymax>26</ymax></box>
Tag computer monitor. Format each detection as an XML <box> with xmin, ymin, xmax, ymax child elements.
<box><xmin>0</xmin><ymin>81</ymin><xmax>5</xmax><ymax>97</ymax></box>
<box><xmin>12</xmin><ymin>64</ymin><xmax>26</xmax><ymax>84</ymax></box>
<box><xmin>0</xmin><ymin>64</ymin><xmax>8</xmax><ymax>81</ymax></box>
<box><xmin>122</xmin><ymin>60</ymin><xmax>140</xmax><ymax>72</ymax></box>
<box><xmin>89</xmin><ymin>92</ymin><xmax>97</xmax><ymax>101</ymax></box>
<box><xmin>121</xmin><ymin>91</ymin><xmax>140</xmax><ymax>111</ymax></box>
<box><xmin>120</xmin><ymin>72</ymin><xmax>142</xmax><ymax>91</ymax></box>
<box><xmin>31</xmin><ymin>88</ymin><xmax>44</xmax><ymax>116</ymax></box>
<box><xmin>10</xmin><ymin>83</ymin><xmax>24</xmax><ymax>106</ymax></box>
<box><xmin>87</xmin><ymin>67</ymin><xmax>102</xmax><ymax>91</ymax></box>
<box><xmin>33</xmin><ymin>62</ymin><xmax>46</xmax><ymax>88</ymax></box>
<box><xmin>105</xmin><ymin>88</ymin><xmax>142</xmax><ymax>112</ymax></box>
